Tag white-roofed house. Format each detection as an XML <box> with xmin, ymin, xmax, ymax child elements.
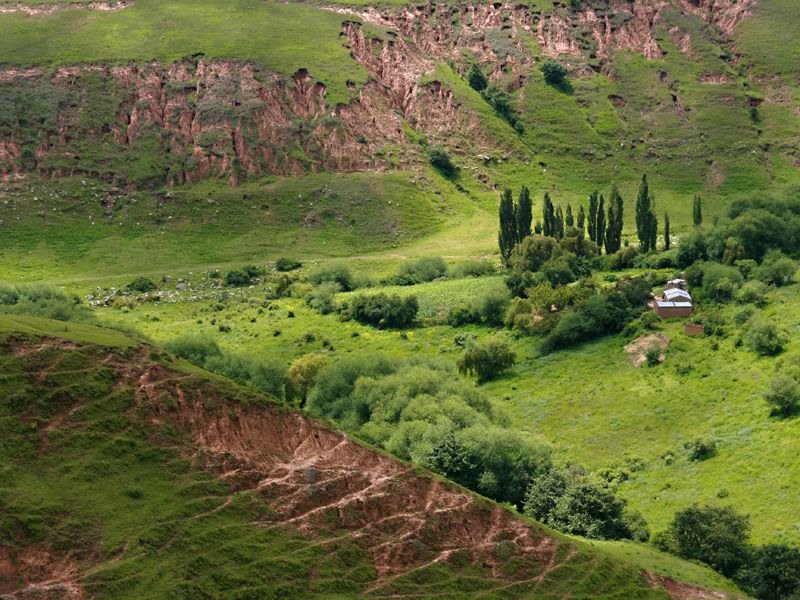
<box><xmin>653</xmin><ymin>286</ymin><xmax>694</xmax><ymax>318</ymax></box>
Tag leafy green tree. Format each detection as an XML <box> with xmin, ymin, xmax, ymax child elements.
<box><xmin>587</xmin><ymin>191</ymin><xmax>598</xmax><ymax>243</ymax></box>
<box><xmin>457</xmin><ymin>338</ymin><xmax>516</xmax><ymax>383</ymax></box>
<box><xmin>516</xmin><ymin>186</ymin><xmax>532</xmax><ymax>243</ymax></box>
<box><xmin>596</xmin><ymin>194</ymin><xmax>606</xmax><ymax>251</ymax></box>
<box><xmin>737</xmin><ymin>544</ymin><xmax>800</xmax><ymax>600</ymax></box>
<box><xmin>664</xmin><ymin>505</ymin><xmax>751</xmax><ymax>577</ymax></box>
<box><xmin>541</xmin><ymin>60</ymin><xmax>568</xmax><ymax>86</ymax></box>
<box><xmin>764</xmin><ymin>373</ymin><xmax>799</xmax><ymax>417</ymax></box>
<box><xmin>286</xmin><ymin>353</ymin><xmax>328</xmax><ymax>408</ymax></box>
<box><xmin>664</xmin><ymin>212</ymin><xmax>671</xmax><ymax>250</ymax></box>
<box><xmin>510</xmin><ymin>235</ymin><xmax>560</xmax><ymax>272</ymax></box>
<box><xmin>498</xmin><ymin>188</ymin><xmax>517</xmax><ymax>265</ymax></box>
<box><xmin>693</xmin><ymin>194</ymin><xmax>703</xmax><ymax>228</ymax></box>
<box><xmin>542</xmin><ymin>192</ymin><xmax>556</xmax><ymax>238</ymax></box>
<box><xmin>467</xmin><ymin>62</ymin><xmax>487</xmax><ymax>92</ymax></box>
<box><xmin>636</xmin><ymin>175</ymin><xmax>658</xmax><ymax>252</ymax></box>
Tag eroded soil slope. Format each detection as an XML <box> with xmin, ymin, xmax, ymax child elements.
<box><xmin>0</xmin><ymin>333</ymin><xmax>742</xmax><ymax>599</ymax></box>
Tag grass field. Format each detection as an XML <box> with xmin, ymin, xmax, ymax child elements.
<box><xmin>88</xmin><ymin>266</ymin><xmax>800</xmax><ymax>548</ymax></box>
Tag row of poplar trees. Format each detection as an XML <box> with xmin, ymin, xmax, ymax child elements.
<box><xmin>499</xmin><ymin>175</ymin><xmax>677</xmax><ymax>265</ymax></box>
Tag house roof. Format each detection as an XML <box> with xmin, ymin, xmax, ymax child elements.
<box><xmin>664</xmin><ymin>288</ymin><xmax>692</xmax><ymax>301</ymax></box>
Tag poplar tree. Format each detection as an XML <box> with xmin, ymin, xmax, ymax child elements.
<box><xmin>498</xmin><ymin>188</ymin><xmax>516</xmax><ymax>265</ymax></box>
<box><xmin>516</xmin><ymin>186</ymin><xmax>532</xmax><ymax>242</ymax></box>
<box><xmin>542</xmin><ymin>192</ymin><xmax>556</xmax><ymax>237</ymax></box>
<box><xmin>596</xmin><ymin>194</ymin><xmax>606</xmax><ymax>252</ymax></box>
<box><xmin>693</xmin><ymin>195</ymin><xmax>703</xmax><ymax>228</ymax></box>
<box><xmin>664</xmin><ymin>212</ymin><xmax>671</xmax><ymax>251</ymax></box>
<box><xmin>604</xmin><ymin>184</ymin><xmax>623</xmax><ymax>254</ymax></box>
<box><xmin>555</xmin><ymin>206</ymin><xmax>565</xmax><ymax>239</ymax></box>
<box><xmin>587</xmin><ymin>191</ymin><xmax>598</xmax><ymax>243</ymax></box>
<box><xmin>577</xmin><ymin>205</ymin><xmax>586</xmax><ymax>239</ymax></box>
<box><xmin>636</xmin><ymin>174</ymin><xmax>658</xmax><ymax>252</ymax></box>
<box><xmin>565</xmin><ymin>204</ymin><xmax>574</xmax><ymax>228</ymax></box>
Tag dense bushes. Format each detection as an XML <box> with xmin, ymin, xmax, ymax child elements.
<box><xmin>127</xmin><ymin>277</ymin><xmax>158</xmax><ymax>293</ymax></box>
<box><xmin>275</xmin><ymin>257</ymin><xmax>302</xmax><ymax>272</ymax></box>
<box><xmin>0</xmin><ymin>282</ymin><xmax>91</xmax><ymax>323</ymax></box>
<box><xmin>523</xmin><ymin>470</ymin><xmax>646</xmax><ymax>541</ymax></box>
<box><xmin>763</xmin><ymin>373</ymin><xmax>799</xmax><ymax>416</ymax></box>
<box><xmin>347</xmin><ymin>293</ymin><xmax>418</xmax><ymax>328</ymax></box>
<box><xmin>387</xmin><ymin>256</ymin><xmax>447</xmax><ymax>285</ymax></box>
<box><xmin>305</xmin><ymin>282</ymin><xmax>340</xmax><ymax>315</ymax></box>
<box><xmin>743</xmin><ymin>318</ymin><xmax>787</xmax><ymax>356</ymax></box>
<box><xmin>447</xmin><ymin>287</ymin><xmax>511</xmax><ymax>327</ymax></box>
<box><xmin>165</xmin><ymin>334</ymin><xmax>287</xmax><ymax>400</ymax></box>
<box><xmin>428</xmin><ymin>146</ymin><xmax>456</xmax><ymax>177</ymax></box>
<box><xmin>308</xmin><ymin>262</ymin><xmax>355</xmax><ymax>291</ymax></box>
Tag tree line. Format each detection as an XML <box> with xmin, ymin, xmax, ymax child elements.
<box><xmin>499</xmin><ymin>175</ymin><xmax>688</xmax><ymax>264</ymax></box>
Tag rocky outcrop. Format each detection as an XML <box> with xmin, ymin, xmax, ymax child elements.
<box><xmin>0</xmin><ymin>1</ymin><xmax>129</xmax><ymax>15</ymax></box>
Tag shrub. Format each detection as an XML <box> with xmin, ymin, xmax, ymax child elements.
<box><xmin>510</xmin><ymin>235</ymin><xmax>560</xmax><ymax>272</ymax></box>
<box><xmin>743</xmin><ymin>318</ymin><xmax>787</xmax><ymax>356</ymax></box>
<box><xmin>467</xmin><ymin>62</ymin><xmax>488</xmax><ymax>92</ymax></box>
<box><xmin>457</xmin><ymin>338</ymin><xmax>516</xmax><ymax>383</ymax></box>
<box><xmin>225</xmin><ymin>269</ymin><xmax>251</xmax><ymax>287</ymax></box>
<box><xmin>541</xmin><ymin>254</ymin><xmax>578</xmax><ymax>286</ymax></box>
<box><xmin>505</xmin><ymin>270</ymin><xmax>537</xmax><ymax>298</ymax></box>
<box><xmin>700</xmin><ymin>262</ymin><xmax>743</xmax><ymax>302</ymax></box>
<box><xmin>453</xmin><ymin>259</ymin><xmax>496</xmax><ymax>278</ymax></box>
<box><xmin>127</xmin><ymin>277</ymin><xmax>158</xmax><ymax>293</ymax></box>
<box><xmin>275</xmin><ymin>257</ymin><xmax>302</xmax><ymax>272</ymax></box>
<box><xmin>763</xmin><ymin>373</ymin><xmax>799</xmax><ymax>417</ymax></box>
<box><xmin>390</xmin><ymin>256</ymin><xmax>447</xmax><ymax>285</ymax></box>
<box><xmin>608</xmin><ymin>245</ymin><xmax>638</xmax><ymax>270</ymax></box>
<box><xmin>348</xmin><ymin>293</ymin><xmax>418</xmax><ymax>328</ymax></box>
<box><xmin>645</xmin><ymin>344</ymin><xmax>661</xmax><ymax>367</ymax></box>
<box><xmin>686</xmin><ymin>437</ymin><xmax>717</xmax><ymax>461</ymax></box>
<box><xmin>428</xmin><ymin>146</ymin><xmax>456</xmax><ymax>176</ymax></box>
<box><xmin>735</xmin><ymin>280</ymin><xmax>768</xmax><ymax>307</ymax></box>
<box><xmin>447</xmin><ymin>304</ymin><xmax>480</xmax><ymax>327</ymax></box>
<box><xmin>474</xmin><ymin>287</ymin><xmax>511</xmax><ymax>326</ymax></box>
<box><xmin>664</xmin><ymin>505</ymin><xmax>751</xmax><ymax>577</ymax></box>
<box><xmin>753</xmin><ymin>252</ymin><xmax>797</xmax><ymax>287</ymax></box>
<box><xmin>0</xmin><ymin>283</ymin><xmax>91</xmax><ymax>323</ymax></box>
<box><xmin>541</xmin><ymin>60</ymin><xmax>568</xmax><ymax>85</ymax></box>
<box><xmin>308</xmin><ymin>263</ymin><xmax>355</xmax><ymax>291</ymax></box>
<box><xmin>305</xmin><ymin>282</ymin><xmax>340</xmax><ymax>315</ymax></box>
<box><xmin>676</xmin><ymin>232</ymin><xmax>708</xmax><ymax>267</ymax></box>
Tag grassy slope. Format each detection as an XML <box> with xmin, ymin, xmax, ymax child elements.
<box><xmin>0</xmin><ymin>316</ymin><xmax>743</xmax><ymax>598</ymax></box>
<box><xmin>92</xmin><ymin>270</ymin><xmax>800</xmax><ymax>547</ymax></box>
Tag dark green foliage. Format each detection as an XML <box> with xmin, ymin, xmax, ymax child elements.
<box><xmin>662</xmin><ymin>505</ymin><xmax>751</xmax><ymax>577</ymax></box>
<box><xmin>543</xmin><ymin>192</ymin><xmax>556</xmax><ymax>238</ymax></box>
<box><xmin>516</xmin><ymin>186</ymin><xmax>532</xmax><ymax>243</ymax></box>
<box><xmin>577</xmin><ymin>205</ymin><xmax>586</xmax><ymax>235</ymax></box>
<box><xmin>693</xmin><ymin>195</ymin><xmax>703</xmax><ymax>228</ymax></box>
<box><xmin>453</xmin><ymin>259</ymin><xmax>496</xmax><ymax>278</ymax></box>
<box><xmin>305</xmin><ymin>282</ymin><xmax>340</xmax><ymax>315</ymax></box>
<box><xmin>225</xmin><ymin>269</ymin><xmax>251</xmax><ymax>287</ymax></box>
<box><xmin>541</xmin><ymin>60</ymin><xmax>568</xmax><ymax>86</ymax></box>
<box><xmin>685</xmin><ymin>437</ymin><xmax>717</xmax><ymax>461</ymax></box>
<box><xmin>596</xmin><ymin>194</ymin><xmax>606</xmax><ymax>251</ymax></box>
<box><xmin>635</xmin><ymin>175</ymin><xmax>658</xmax><ymax>252</ymax></box>
<box><xmin>645</xmin><ymin>344</ymin><xmax>661</xmax><ymax>367</ymax></box>
<box><xmin>165</xmin><ymin>334</ymin><xmax>221</xmax><ymax>365</ymax></box>
<box><xmin>608</xmin><ymin>246</ymin><xmax>638</xmax><ymax>270</ymax></box>
<box><xmin>447</xmin><ymin>287</ymin><xmax>510</xmax><ymax>327</ymax></box>
<box><xmin>763</xmin><ymin>373</ymin><xmax>799</xmax><ymax>417</ymax></box>
<box><xmin>753</xmin><ymin>252</ymin><xmax>797</xmax><ymax>287</ymax></box>
<box><xmin>457</xmin><ymin>338</ymin><xmax>516</xmax><ymax>383</ymax></box>
<box><xmin>541</xmin><ymin>254</ymin><xmax>578</xmax><ymax>286</ymax></box>
<box><xmin>348</xmin><ymin>293</ymin><xmax>418</xmax><ymax>328</ymax></box>
<box><xmin>275</xmin><ymin>257</ymin><xmax>302</xmax><ymax>272</ymax></box>
<box><xmin>604</xmin><ymin>186</ymin><xmax>623</xmax><ymax>255</ymax></box>
<box><xmin>523</xmin><ymin>470</ymin><xmax>642</xmax><ymax>541</ymax></box>
<box><xmin>677</xmin><ymin>232</ymin><xmax>708</xmax><ymax>267</ymax></box>
<box><xmin>664</xmin><ymin>213</ymin><xmax>671</xmax><ymax>251</ymax></box>
<box><xmin>498</xmin><ymin>188</ymin><xmax>517</xmax><ymax>266</ymax></box>
<box><xmin>390</xmin><ymin>256</ymin><xmax>448</xmax><ymax>285</ymax></box>
<box><xmin>428</xmin><ymin>145</ymin><xmax>456</xmax><ymax>176</ymax></box>
<box><xmin>736</xmin><ymin>544</ymin><xmax>800</xmax><ymax>600</ymax></box>
<box><xmin>308</xmin><ymin>263</ymin><xmax>354</xmax><ymax>291</ymax></box>
<box><xmin>127</xmin><ymin>277</ymin><xmax>158</xmax><ymax>293</ymax></box>
<box><xmin>565</xmin><ymin>204</ymin><xmax>574</xmax><ymax>228</ymax></box>
<box><xmin>481</xmin><ymin>85</ymin><xmax>523</xmax><ymax>132</ymax></box>
<box><xmin>505</xmin><ymin>269</ymin><xmax>536</xmax><ymax>298</ymax></box>
<box><xmin>467</xmin><ymin>62</ymin><xmax>488</xmax><ymax>92</ymax></box>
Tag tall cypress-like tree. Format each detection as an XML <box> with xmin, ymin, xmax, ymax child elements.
<box><xmin>636</xmin><ymin>174</ymin><xmax>658</xmax><ymax>252</ymax></box>
<box><xmin>516</xmin><ymin>186</ymin><xmax>532</xmax><ymax>243</ymax></box>
<box><xmin>587</xmin><ymin>191</ymin><xmax>598</xmax><ymax>243</ymax></box>
<box><xmin>555</xmin><ymin>206</ymin><xmax>565</xmax><ymax>239</ymax></box>
<box><xmin>577</xmin><ymin>205</ymin><xmax>586</xmax><ymax>239</ymax></box>
<box><xmin>542</xmin><ymin>192</ymin><xmax>556</xmax><ymax>237</ymax></box>
<box><xmin>498</xmin><ymin>188</ymin><xmax>516</xmax><ymax>265</ymax></box>
<box><xmin>664</xmin><ymin>212</ymin><xmax>671</xmax><ymax>250</ymax></box>
<box><xmin>534</xmin><ymin>221</ymin><xmax>542</xmax><ymax>235</ymax></box>
<box><xmin>565</xmin><ymin>204</ymin><xmax>574</xmax><ymax>228</ymax></box>
<box><xmin>604</xmin><ymin>184</ymin><xmax>623</xmax><ymax>254</ymax></box>
<box><xmin>596</xmin><ymin>194</ymin><xmax>606</xmax><ymax>252</ymax></box>
<box><xmin>693</xmin><ymin>195</ymin><xmax>703</xmax><ymax>228</ymax></box>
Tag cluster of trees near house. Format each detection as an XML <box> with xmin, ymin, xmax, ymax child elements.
<box><xmin>499</xmin><ymin>175</ymin><xmax>679</xmax><ymax>264</ymax></box>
